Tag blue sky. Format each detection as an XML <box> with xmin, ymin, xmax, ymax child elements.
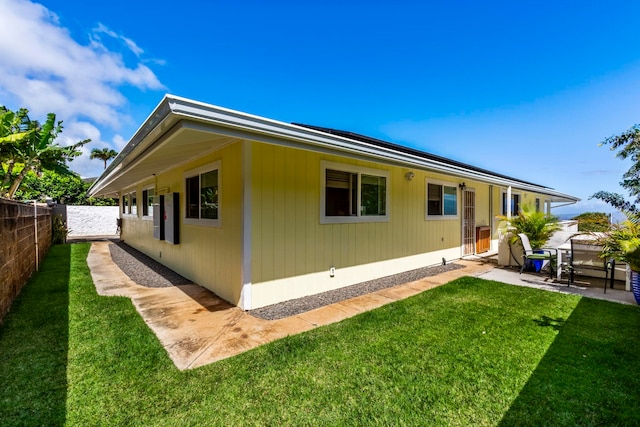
<box><xmin>1</xmin><ymin>0</ymin><xmax>639</xmax><ymax>216</ymax></box>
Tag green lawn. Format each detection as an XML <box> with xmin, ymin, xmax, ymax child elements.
<box><xmin>1</xmin><ymin>243</ymin><xmax>640</xmax><ymax>426</ymax></box>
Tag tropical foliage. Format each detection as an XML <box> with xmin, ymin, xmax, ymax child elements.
<box><xmin>0</xmin><ymin>106</ymin><xmax>31</xmax><ymax>145</ymax></box>
<box><xmin>590</xmin><ymin>125</ymin><xmax>640</xmax><ymax>271</ymax></box>
<box><xmin>591</xmin><ymin>124</ymin><xmax>640</xmax><ymax>212</ymax></box>
<box><xmin>90</xmin><ymin>147</ymin><xmax>118</xmax><ymax>170</ymax></box>
<box><xmin>572</xmin><ymin>212</ymin><xmax>610</xmax><ymax>232</ymax></box>
<box><xmin>0</xmin><ymin>106</ymin><xmax>88</xmax><ymax>199</ymax></box>
<box><xmin>12</xmin><ymin>169</ymin><xmax>116</xmax><ymax>205</ymax></box>
<box><xmin>499</xmin><ymin>203</ymin><xmax>561</xmax><ymax>249</ymax></box>
<box><xmin>595</xmin><ymin>211</ymin><xmax>640</xmax><ymax>271</ymax></box>
<box><xmin>51</xmin><ymin>215</ymin><xmax>69</xmax><ymax>244</ymax></box>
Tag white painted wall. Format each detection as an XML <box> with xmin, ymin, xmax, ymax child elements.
<box><xmin>67</xmin><ymin>206</ymin><xmax>120</xmax><ymax>236</ymax></box>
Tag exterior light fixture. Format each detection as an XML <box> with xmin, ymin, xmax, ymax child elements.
<box><xmin>459</xmin><ymin>182</ymin><xmax>466</xmax><ymax>190</ymax></box>
<box><xmin>405</xmin><ymin>171</ymin><xmax>415</xmax><ymax>181</ymax></box>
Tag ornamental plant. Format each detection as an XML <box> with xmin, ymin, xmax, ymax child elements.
<box><xmin>595</xmin><ymin>211</ymin><xmax>640</xmax><ymax>271</ymax></box>
<box><xmin>499</xmin><ymin>203</ymin><xmax>561</xmax><ymax>249</ymax></box>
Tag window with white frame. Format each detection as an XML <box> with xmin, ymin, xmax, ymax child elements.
<box><xmin>184</xmin><ymin>161</ymin><xmax>220</xmax><ymax>226</ymax></box>
<box><xmin>142</xmin><ymin>188</ymin><xmax>155</xmax><ymax>217</ymax></box>
<box><xmin>130</xmin><ymin>191</ymin><xmax>137</xmax><ymax>216</ymax></box>
<box><xmin>426</xmin><ymin>180</ymin><xmax>458</xmax><ymax>219</ymax></box>
<box><xmin>122</xmin><ymin>191</ymin><xmax>138</xmax><ymax>215</ymax></box>
<box><xmin>321</xmin><ymin>161</ymin><xmax>389</xmax><ymax>223</ymax></box>
<box><xmin>535</xmin><ymin>197</ymin><xmax>540</xmax><ymax>212</ymax></box>
<box><xmin>502</xmin><ymin>192</ymin><xmax>521</xmax><ymax>216</ymax></box>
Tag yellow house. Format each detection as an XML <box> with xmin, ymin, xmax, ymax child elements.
<box><xmin>89</xmin><ymin>95</ymin><xmax>579</xmax><ymax>310</ymax></box>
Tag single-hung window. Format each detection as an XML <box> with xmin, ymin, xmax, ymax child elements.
<box><xmin>185</xmin><ymin>161</ymin><xmax>221</xmax><ymax>226</ymax></box>
<box><xmin>142</xmin><ymin>188</ymin><xmax>154</xmax><ymax>217</ymax></box>
<box><xmin>502</xmin><ymin>192</ymin><xmax>521</xmax><ymax>216</ymax></box>
<box><xmin>130</xmin><ymin>192</ymin><xmax>137</xmax><ymax>216</ymax></box>
<box><xmin>426</xmin><ymin>182</ymin><xmax>458</xmax><ymax>219</ymax></box>
<box><xmin>321</xmin><ymin>161</ymin><xmax>389</xmax><ymax>224</ymax></box>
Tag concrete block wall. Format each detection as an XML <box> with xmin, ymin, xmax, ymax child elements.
<box><xmin>0</xmin><ymin>199</ymin><xmax>52</xmax><ymax>323</ymax></box>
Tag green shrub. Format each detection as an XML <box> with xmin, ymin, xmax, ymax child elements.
<box><xmin>572</xmin><ymin>212</ymin><xmax>610</xmax><ymax>232</ymax></box>
<box><xmin>499</xmin><ymin>203</ymin><xmax>561</xmax><ymax>249</ymax></box>
<box><xmin>51</xmin><ymin>215</ymin><xmax>69</xmax><ymax>244</ymax></box>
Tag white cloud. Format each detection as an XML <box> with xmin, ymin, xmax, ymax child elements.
<box><xmin>52</xmin><ymin>119</ymin><xmax>129</xmax><ymax>178</ymax></box>
<box><xmin>92</xmin><ymin>23</ymin><xmax>145</xmax><ymax>57</ymax></box>
<box><xmin>0</xmin><ymin>0</ymin><xmax>164</xmax><ymax>135</ymax></box>
<box><xmin>112</xmin><ymin>134</ymin><xmax>128</xmax><ymax>150</ymax></box>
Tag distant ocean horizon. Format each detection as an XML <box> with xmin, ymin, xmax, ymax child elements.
<box><xmin>555</xmin><ymin>211</ymin><xmax>624</xmax><ymax>222</ymax></box>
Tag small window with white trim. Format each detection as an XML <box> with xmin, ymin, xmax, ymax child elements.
<box><xmin>184</xmin><ymin>161</ymin><xmax>221</xmax><ymax>226</ymax></box>
<box><xmin>321</xmin><ymin>161</ymin><xmax>389</xmax><ymax>224</ymax></box>
<box><xmin>130</xmin><ymin>191</ymin><xmax>137</xmax><ymax>216</ymax></box>
<box><xmin>122</xmin><ymin>191</ymin><xmax>136</xmax><ymax>215</ymax></box>
<box><xmin>142</xmin><ymin>188</ymin><xmax>155</xmax><ymax>218</ymax></box>
<box><xmin>426</xmin><ymin>180</ymin><xmax>458</xmax><ymax>219</ymax></box>
<box><xmin>502</xmin><ymin>191</ymin><xmax>521</xmax><ymax>215</ymax></box>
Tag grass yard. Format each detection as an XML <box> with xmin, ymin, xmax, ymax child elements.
<box><xmin>1</xmin><ymin>243</ymin><xmax>640</xmax><ymax>426</ymax></box>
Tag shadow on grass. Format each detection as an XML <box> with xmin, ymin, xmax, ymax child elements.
<box><xmin>0</xmin><ymin>244</ymin><xmax>72</xmax><ymax>426</ymax></box>
<box><xmin>532</xmin><ymin>315</ymin><xmax>565</xmax><ymax>331</ymax></box>
<box><xmin>499</xmin><ymin>297</ymin><xmax>640</xmax><ymax>425</ymax></box>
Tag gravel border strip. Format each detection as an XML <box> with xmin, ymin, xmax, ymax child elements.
<box><xmin>107</xmin><ymin>240</ymin><xmax>465</xmax><ymax>317</ymax></box>
<box><xmin>250</xmin><ymin>263</ymin><xmax>465</xmax><ymax>320</ymax></box>
<box><xmin>108</xmin><ymin>241</ymin><xmax>192</xmax><ymax>288</ymax></box>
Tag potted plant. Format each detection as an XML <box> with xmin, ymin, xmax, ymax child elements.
<box><xmin>498</xmin><ymin>203</ymin><xmax>561</xmax><ymax>272</ymax></box>
<box><xmin>595</xmin><ymin>211</ymin><xmax>640</xmax><ymax>304</ymax></box>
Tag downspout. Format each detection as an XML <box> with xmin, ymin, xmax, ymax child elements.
<box><xmin>489</xmin><ymin>185</ymin><xmax>493</xmax><ymax>251</ymax></box>
<box><xmin>33</xmin><ymin>200</ymin><xmax>39</xmax><ymax>271</ymax></box>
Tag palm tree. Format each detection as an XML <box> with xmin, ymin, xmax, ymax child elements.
<box><xmin>498</xmin><ymin>203</ymin><xmax>561</xmax><ymax>249</ymax></box>
<box><xmin>90</xmin><ymin>147</ymin><xmax>118</xmax><ymax>170</ymax></box>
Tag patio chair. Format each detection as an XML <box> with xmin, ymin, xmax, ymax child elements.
<box><xmin>567</xmin><ymin>239</ymin><xmax>615</xmax><ymax>292</ymax></box>
<box><xmin>518</xmin><ymin>233</ymin><xmax>557</xmax><ymax>279</ymax></box>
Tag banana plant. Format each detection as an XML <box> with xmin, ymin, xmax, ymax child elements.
<box><xmin>1</xmin><ymin>108</ymin><xmax>89</xmax><ymax>199</ymax></box>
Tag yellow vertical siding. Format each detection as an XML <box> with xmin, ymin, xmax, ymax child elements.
<box><xmin>251</xmin><ymin>144</ymin><xmax>472</xmax><ymax>285</ymax></box>
<box><xmin>116</xmin><ymin>136</ymin><xmax>561</xmax><ymax>310</ymax></box>
<box><xmin>120</xmin><ymin>141</ymin><xmax>244</xmax><ymax>305</ymax></box>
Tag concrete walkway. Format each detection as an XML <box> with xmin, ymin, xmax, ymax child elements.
<box><xmin>86</xmin><ymin>242</ymin><xmax>637</xmax><ymax>370</ymax></box>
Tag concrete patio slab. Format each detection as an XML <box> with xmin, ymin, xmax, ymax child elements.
<box><xmin>86</xmin><ymin>242</ymin><xmax>636</xmax><ymax>370</ymax></box>
<box><xmin>477</xmin><ymin>267</ymin><xmax>637</xmax><ymax>305</ymax></box>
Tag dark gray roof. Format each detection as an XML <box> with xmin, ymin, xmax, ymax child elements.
<box><xmin>292</xmin><ymin>123</ymin><xmax>548</xmax><ymax>189</ymax></box>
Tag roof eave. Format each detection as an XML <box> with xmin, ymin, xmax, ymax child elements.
<box><xmin>89</xmin><ymin>95</ymin><xmax>580</xmax><ymax>206</ymax></box>
<box><xmin>88</xmin><ymin>95</ymin><xmax>176</xmax><ymax>197</ymax></box>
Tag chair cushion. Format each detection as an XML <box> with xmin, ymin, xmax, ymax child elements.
<box><xmin>526</xmin><ymin>254</ymin><xmax>555</xmax><ymax>260</ymax></box>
